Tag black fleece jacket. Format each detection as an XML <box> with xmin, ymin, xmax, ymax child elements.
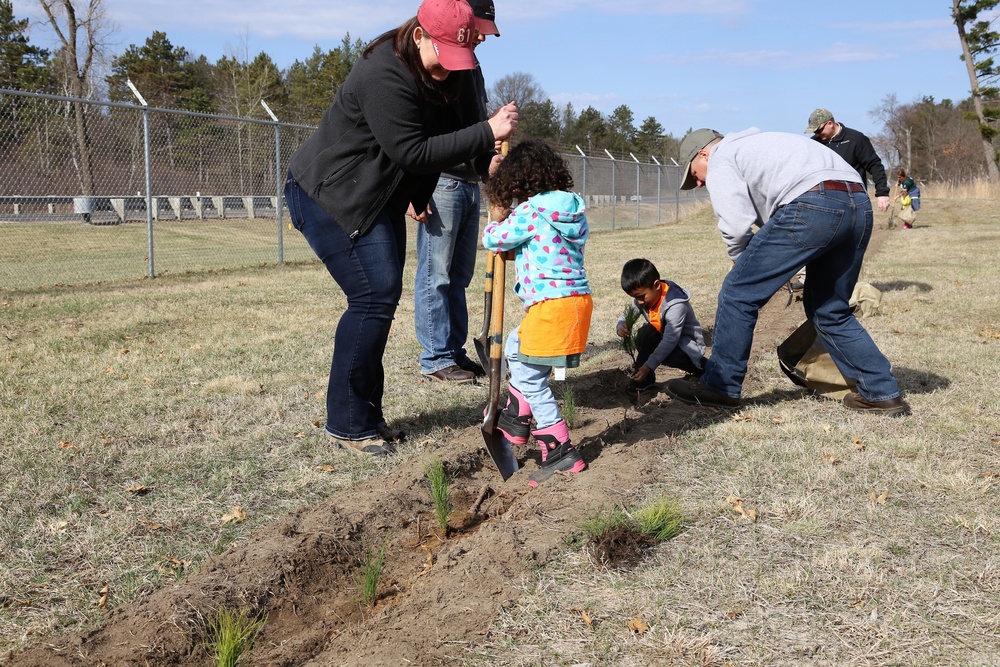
<box><xmin>289</xmin><ymin>39</ymin><xmax>495</xmax><ymax>239</ymax></box>
<box><xmin>813</xmin><ymin>124</ymin><xmax>890</xmax><ymax>198</ymax></box>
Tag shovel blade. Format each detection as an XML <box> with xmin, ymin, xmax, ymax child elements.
<box><xmin>481</xmin><ymin>418</ymin><xmax>519</xmax><ymax>481</ymax></box>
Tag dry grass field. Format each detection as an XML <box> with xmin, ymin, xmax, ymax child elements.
<box><xmin>1</xmin><ymin>193</ymin><xmax>998</xmax><ymax>666</ymax></box>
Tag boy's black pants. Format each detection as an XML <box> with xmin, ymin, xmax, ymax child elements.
<box><xmin>634</xmin><ymin>323</ymin><xmax>704</xmax><ymax>376</ymax></box>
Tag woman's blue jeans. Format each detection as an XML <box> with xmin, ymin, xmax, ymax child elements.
<box><xmin>284</xmin><ymin>174</ymin><xmax>405</xmax><ymax>440</ymax></box>
<box><xmin>414</xmin><ymin>177</ymin><xmax>481</xmax><ymax>374</ymax></box>
<box><xmin>701</xmin><ymin>185</ymin><xmax>901</xmax><ymax>402</ymax></box>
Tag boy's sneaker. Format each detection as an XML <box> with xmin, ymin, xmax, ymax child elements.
<box><xmin>626</xmin><ymin>376</ymin><xmax>657</xmax><ymax>393</ymax></box>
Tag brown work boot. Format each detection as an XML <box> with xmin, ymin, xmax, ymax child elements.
<box><xmin>424</xmin><ymin>364</ymin><xmax>475</xmax><ymax>383</ymax></box>
<box><xmin>843</xmin><ymin>392</ymin><xmax>910</xmax><ymax>417</ymax></box>
<box><xmin>664</xmin><ymin>377</ymin><xmax>740</xmax><ymax>408</ymax></box>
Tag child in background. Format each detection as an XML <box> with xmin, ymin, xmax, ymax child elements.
<box><xmin>617</xmin><ymin>258</ymin><xmax>707</xmax><ymax>392</ymax></box>
<box><xmin>482</xmin><ymin>139</ymin><xmax>592</xmax><ymax>486</ymax></box>
<box><xmin>895</xmin><ymin>169</ymin><xmax>919</xmax><ymax>229</ymax></box>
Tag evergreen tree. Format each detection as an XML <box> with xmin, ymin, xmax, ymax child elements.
<box><xmin>607</xmin><ymin>104</ymin><xmax>636</xmax><ymax>155</ymax></box>
<box><xmin>574</xmin><ymin>106</ymin><xmax>606</xmax><ymax>153</ymax></box>
<box><xmin>0</xmin><ymin>0</ymin><xmax>51</xmax><ymax>90</ymax></box>
<box><xmin>953</xmin><ymin>0</ymin><xmax>1000</xmax><ymax>179</ymax></box>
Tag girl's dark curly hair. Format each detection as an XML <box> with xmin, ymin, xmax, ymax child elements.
<box><xmin>485</xmin><ymin>139</ymin><xmax>574</xmax><ymax>210</ymax></box>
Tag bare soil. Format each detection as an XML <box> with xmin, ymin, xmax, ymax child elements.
<box><xmin>3</xmin><ymin>227</ymin><xmax>888</xmax><ymax>667</ymax></box>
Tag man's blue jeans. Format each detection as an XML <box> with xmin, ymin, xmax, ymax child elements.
<box><xmin>701</xmin><ymin>185</ymin><xmax>901</xmax><ymax>402</ymax></box>
<box><xmin>415</xmin><ymin>177</ymin><xmax>481</xmax><ymax>374</ymax></box>
<box><xmin>284</xmin><ymin>173</ymin><xmax>405</xmax><ymax>440</ymax></box>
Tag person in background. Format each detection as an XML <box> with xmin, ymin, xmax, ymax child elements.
<box><xmin>616</xmin><ymin>258</ymin><xmax>707</xmax><ymax>393</ymax></box>
<box><xmin>412</xmin><ymin>0</ymin><xmax>501</xmax><ymax>383</ymax></box>
<box><xmin>894</xmin><ymin>168</ymin><xmax>920</xmax><ymax>229</ymax></box>
<box><xmin>665</xmin><ymin>127</ymin><xmax>909</xmax><ymax>417</ymax></box>
<box><xmin>806</xmin><ymin>108</ymin><xmax>891</xmax><ymax>212</ymax></box>
<box><xmin>482</xmin><ymin>139</ymin><xmax>593</xmax><ymax>486</ymax></box>
<box><xmin>285</xmin><ymin>0</ymin><xmax>518</xmax><ymax>456</ymax></box>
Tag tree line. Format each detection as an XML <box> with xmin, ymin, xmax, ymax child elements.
<box><xmin>4</xmin><ymin>0</ymin><xmax>1000</xmax><ymax>196</ymax></box>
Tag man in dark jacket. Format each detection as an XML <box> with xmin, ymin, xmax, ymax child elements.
<box><xmin>806</xmin><ymin>108</ymin><xmax>890</xmax><ymax>212</ymax></box>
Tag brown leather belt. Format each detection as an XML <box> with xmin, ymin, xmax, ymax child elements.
<box><xmin>810</xmin><ymin>180</ymin><xmax>865</xmax><ymax>193</ymax></box>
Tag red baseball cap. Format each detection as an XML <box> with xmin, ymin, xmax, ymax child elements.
<box><xmin>417</xmin><ymin>0</ymin><xmax>477</xmax><ymax>71</ymax></box>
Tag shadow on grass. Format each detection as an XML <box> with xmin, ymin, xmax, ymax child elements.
<box><xmin>872</xmin><ymin>280</ymin><xmax>933</xmax><ymax>293</ymax></box>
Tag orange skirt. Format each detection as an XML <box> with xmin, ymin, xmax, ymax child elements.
<box><xmin>518</xmin><ymin>294</ymin><xmax>593</xmax><ymax>358</ymax></box>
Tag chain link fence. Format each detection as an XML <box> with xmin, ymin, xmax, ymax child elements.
<box><xmin>0</xmin><ymin>89</ymin><xmax>708</xmax><ymax>291</ymax></box>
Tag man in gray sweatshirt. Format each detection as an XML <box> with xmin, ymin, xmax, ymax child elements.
<box><xmin>664</xmin><ymin>128</ymin><xmax>908</xmax><ymax>416</ymax></box>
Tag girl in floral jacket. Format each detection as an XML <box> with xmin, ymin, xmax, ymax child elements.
<box><xmin>482</xmin><ymin>140</ymin><xmax>592</xmax><ymax>486</ymax></box>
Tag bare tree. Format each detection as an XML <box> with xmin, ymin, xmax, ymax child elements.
<box><xmin>38</xmin><ymin>0</ymin><xmax>110</xmax><ymax>196</ymax></box>
<box><xmin>488</xmin><ymin>71</ymin><xmax>544</xmax><ymax>116</ymax></box>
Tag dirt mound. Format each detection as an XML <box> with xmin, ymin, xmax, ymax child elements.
<box><xmin>5</xmin><ymin>226</ymin><xmax>887</xmax><ymax>667</ymax></box>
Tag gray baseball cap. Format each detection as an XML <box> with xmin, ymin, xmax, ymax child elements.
<box><xmin>805</xmin><ymin>108</ymin><xmax>833</xmax><ymax>133</ymax></box>
<box><xmin>678</xmin><ymin>128</ymin><xmax>723</xmax><ymax>190</ymax></box>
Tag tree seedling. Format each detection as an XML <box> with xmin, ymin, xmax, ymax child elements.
<box><xmin>424</xmin><ymin>459</ymin><xmax>451</xmax><ymax>533</ymax></box>
<box><xmin>203</xmin><ymin>606</ymin><xmax>265</xmax><ymax>667</ymax></box>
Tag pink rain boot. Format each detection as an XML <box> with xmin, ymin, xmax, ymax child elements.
<box><xmin>497</xmin><ymin>384</ymin><xmax>532</xmax><ymax>445</ymax></box>
<box><xmin>528</xmin><ymin>420</ymin><xmax>585</xmax><ymax>487</ymax></box>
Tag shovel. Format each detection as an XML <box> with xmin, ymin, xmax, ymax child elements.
<box><xmin>472</xmin><ymin>250</ymin><xmax>495</xmax><ymax>370</ymax></box>
<box><xmin>480</xmin><ymin>254</ymin><xmax>519</xmax><ymax>480</ymax></box>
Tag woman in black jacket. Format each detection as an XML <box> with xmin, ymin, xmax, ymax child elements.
<box><xmin>285</xmin><ymin>0</ymin><xmax>518</xmax><ymax>456</ymax></box>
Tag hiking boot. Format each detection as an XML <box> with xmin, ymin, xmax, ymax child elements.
<box><xmin>424</xmin><ymin>364</ymin><xmax>475</xmax><ymax>383</ymax></box>
<box><xmin>527</xmin><ymin>420</ymin><xmax>586</xmax><ymax>487</ymax></box>
<box><xmin>325</xmin><ymin>426</ymin><xmax>403</xmax><ymax>458</ymax></box>
<box><xmin>843</xmin><ymin>392</ymin><xmax>910</xmax><ymax>417</ymax></box>
<box><xmin>497</xmin><ymin>384</ymin><xmax>532</xmax><ymax>445</ymax></box>
<box><xmin>457</xmin><ymin>357</ymin><xmax>487</xmax><ymax>378</ymax></box>
<box><xmin>664</xmin><ymin>377</ymin><xmax>740</xmax><ymax>408</ymax></box>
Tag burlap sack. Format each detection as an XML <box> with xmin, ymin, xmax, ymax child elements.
<box><xmin>776</xmin><ymin>283</ymin><xmax>882</xmax><ymax>399</ymax></box>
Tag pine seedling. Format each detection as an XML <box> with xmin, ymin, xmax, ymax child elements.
<box><xmin>561</xmin><ymin>384</ymin><xmax>576</xmax><ymax>427</ymax></box>
<box><xmin>204</xmin><ymin>607</ymin><xmax>265</xmax><ymax>667</ymax></box>
<box><xmin>619</xmin><ymin>305</ymin><xmax>641</xmax><ymax>364</ymax></box>
<box><xmin>424</xmin><ymin>459</ymin><xmax>451</xmax><ymax>532</ymax></box>
<box><xmin>358</xmin><ymin>542</ymin><xmax>387</xmax><ymax>607</ymax></box>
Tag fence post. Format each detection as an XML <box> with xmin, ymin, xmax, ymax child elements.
<box><xmin>603</xmin><ymin>150</ymin><xmax>616</xmax><ymax>230</ymax></box>
<box><xmin>575</xmin><ymin>145</ymin><xmax>587</xmax><ymax>202</ymax></box>
<box><xmin>630</xmin><ymin>152</ymin><xmax>641</xmax><ymax>228</ymax></box>
<box><xmin>670</xmin><ymin>158</ymin><xmax>680</xmax><ymax>222</ymax></box>
<box><xmin>127</xmin><ymin>79</ymin><xmax>155</xmax><ymax>278</ymax></box>
<box><xmin>651</xmin><ymin>156</ymin><xmax>662</xmax><ymax>226</ymax></box>
<box><xmin>261</xmin><ymin>100</ymin><xmax>284</xmax><ymax>264</ymax></box>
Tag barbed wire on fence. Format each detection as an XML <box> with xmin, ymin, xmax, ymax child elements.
<box><xmin>0</xmin><ymin>88</ymin><xmax>708</xmax><ymax>291</ymax></box>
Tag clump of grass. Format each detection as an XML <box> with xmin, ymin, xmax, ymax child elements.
<box><xmin>204</xmin><ymin>607</ymin><xmax>265</xmax><ymax>667</ymax></box>
<box><xmin>561</xmin><ymin>384</ymin><xmax>576</xmax><ymax>427</ymax></box>
<box><xmin>619</xmin><ymin>305</ymin><xmax>642</xmax><ymax>364</ymax></box>
<box><xmin>581</xmin><ymin>497</ymin><xmax>685</xmax><ymax>567</ymax></box>
<box><xmin>634</xmin><ymin>497</ymin><xmax>684</xmax><ymax>542</ymax></box>
<box><xmin>358</xmin><ymin>542</ymin><xmax>387</xmax><ymax>608</ymax></box>
<box><xmin>424</xmin><ymin>459</ymin><xmax>451</xmax><ymax>532</ymax></box>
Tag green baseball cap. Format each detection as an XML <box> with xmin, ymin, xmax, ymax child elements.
<box><xmin>678</xmin><ymin>128</ymin><xmax>723</xmax><ymax>191</ymax></box>
<box><xmin>805</xmin><ymin>108</ymin><xmax>833</xmax><ymax>133</ymax></box>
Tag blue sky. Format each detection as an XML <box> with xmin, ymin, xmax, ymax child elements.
<box><xmin>13</xmin><ymin>0</ymin><xmax>971</xmax><ymax>141</ymax></box>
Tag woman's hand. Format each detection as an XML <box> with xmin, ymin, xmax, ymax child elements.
<box><xmin>407</xmin><ymin>203</ymin><xmax>431</xmax><ymax>223</ymax></box>
<box><xmin>488</xmin><ymin>101</ymin><xmax>519</xmax><ymax>141</ymax></box>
